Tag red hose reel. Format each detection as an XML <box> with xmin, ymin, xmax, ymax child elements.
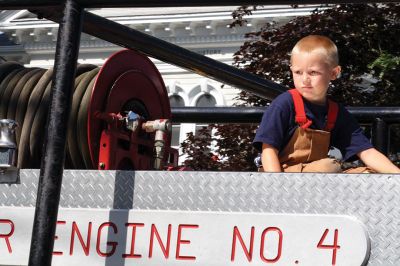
<box><xmin>0</xmin><ymin>49</ymin><xmax>176</xmax><ymax>170</ymax></box>
<box><xmin>87</xmin><ymin>49</ymin><xmax>176</xmax><ymax>170</ymax></box>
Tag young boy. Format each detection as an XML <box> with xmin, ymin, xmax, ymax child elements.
<box><xmin>253</xmin><ymin>35</ymin><xmax>400</xmax><ymax>173</ymax></box>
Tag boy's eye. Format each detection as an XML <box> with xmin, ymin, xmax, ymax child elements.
<box><xmin>294</xmin><ymin>71</ymin><xmax>302</xmax><ymax>75</ymax></box>
<box><xmin>310</xmin><ymin>71</ymin><xmax>319</xmax><ymax>76</ymax></box>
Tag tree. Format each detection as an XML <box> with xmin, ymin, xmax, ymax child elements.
<box><xmin>181</xmin><ymin>3</ymin><xmax>400</xmax><ymax>171</ymax></box>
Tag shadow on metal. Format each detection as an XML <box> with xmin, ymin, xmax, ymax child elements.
<box><xmin>105</xmin><ymin>170</ymin><xmax>135</xmax><ymax>266</ymax></box>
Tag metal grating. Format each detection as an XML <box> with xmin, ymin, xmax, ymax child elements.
<box><xmin>0</xmin><ymin>170</ymin><xmax>399</xmax><ymax>265</ymax></box>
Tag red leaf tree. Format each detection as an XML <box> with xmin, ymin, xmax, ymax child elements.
<box><xmin>181</xmin><ymin>4</ymin><xmax>400</xmax><ymax>171</ymax></box>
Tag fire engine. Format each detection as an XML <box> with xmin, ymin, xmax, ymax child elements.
<box><xmin>0</xmin><ymin>0</ymin><xmax>399</xmax><ymax>265</ymax></box>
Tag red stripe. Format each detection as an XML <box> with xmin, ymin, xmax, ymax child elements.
<box><xmin>288</xmin><ymin>89</ymin><xmax>338</xmax><ymax>131</ymax></box>
<box><xmin>288</xmin><ymin>89</ymin><xmax>312</xmax><ymax>129</ymax></box>
<box><xmin>324</xmin><ymin>99</ymin><xmax>338</xmax><ymax>131</ymax></box>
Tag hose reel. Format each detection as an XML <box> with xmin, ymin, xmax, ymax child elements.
<box><xmin>0</xmin><ymin>49</ymin><xmax>176</xmax><ymax>170</ymax></box>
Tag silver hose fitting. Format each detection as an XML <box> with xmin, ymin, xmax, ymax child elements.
<box><xmin>0</xmin><ymin>119</ymin><xmax>18</xmax><ymax>169</ymax></box>
<box><xmin>142</xmin><ymin>119</ymin><xmax>171</xmax><ymax>170</ymax></box>
<box><xmin>125</xmin><ymin>111</ymin><xmax>141</xmax><ymax>132</ymax></box>
<box><xmin>0</xmin><ymin>119</ymin><xmax>19</xmax><ymax>183</ymax></box>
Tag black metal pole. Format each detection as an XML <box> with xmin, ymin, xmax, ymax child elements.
<box><xmin>347</xmin><ymin>107</ymin><xmax>400</xmax><ymax>123</ymax></box>
<box><xmin>28</xmin><ymin>1</ymin><xmax>83</xmax><ymax>266</ymax></box>
<box><xmin>1</xmin><ymin>0</ymin><xmax>399</xmax><ymax>9</ymax></box>
<box><xmin>86</xmin><ymin>12</ymin><xmax>287</xmax><ymax>100</ymax></box>
<box><xmin>372</xmin><ymin>118</ymin><xmax>389</xmax><ymax>155</ymax></box>
<box><xmin>171</xmin><ymin>107</ymin><xmax>266</xmax><ymax>123</ymax></box>
<box><xmin>171</xmin><ymin>107</ymin><xmax>400</xmax><ymax>124</ymax></box>
<box><xmin>33</xmin><ymin>9</ymin><xmax>286</xmax><ymax>101</ymax></box>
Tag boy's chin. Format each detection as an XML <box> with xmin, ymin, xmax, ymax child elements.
<box><xmin>301</xmin><ymin>93</ymin><xmax>327</xmax><ymax>105</ymax></box>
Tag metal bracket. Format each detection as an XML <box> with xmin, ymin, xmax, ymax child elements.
<box><xmin>0</xmin><ymin>167</ymin><xmax>20</xmax><ymax>184</ymax></box>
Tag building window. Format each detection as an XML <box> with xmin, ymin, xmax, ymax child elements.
<box><xmin>195</xmin><ymin>94</ymin><xmax>216</xmax><ymax>107</ymax></box>
<box><xmin>195</xmin><ymin>94</ymin><xmax>216</xmax><ymax>136</ymax></box>
<box><xmin>169</xmin><ymin>95</ymin><xmax>185</xmax><ymax>147</ymax></box>
<box><xmin>171</xmin><ymin>125</ymin><xmax>181</xmax><ymax>147</ymax></box>
<box><xmin>169</xmin><ymin>95</ymin><xmax>185</xmax><ymax>107</ymax></box>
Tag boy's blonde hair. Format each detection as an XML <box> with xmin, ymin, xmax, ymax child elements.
<box><xmin>291</xmin><ymin>35</ymin><xmax>339</xmax><ymax>66</ymax></box>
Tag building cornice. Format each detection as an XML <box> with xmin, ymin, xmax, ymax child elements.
<box><xmin>0</xmin><ymin>5</ymin><xmax>320</xmax><ymax>64</ymax></box>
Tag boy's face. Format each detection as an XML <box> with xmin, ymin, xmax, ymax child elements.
<box><xmin>290</xmin><ymin>51</ymin><xmax>341</xmax><ymax>105</ymax></box>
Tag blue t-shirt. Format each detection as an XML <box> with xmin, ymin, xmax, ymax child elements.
<box><xmin>253</xmin><ymin>91</ymin><xmax>373</xmax><ymax>161</ymax></box>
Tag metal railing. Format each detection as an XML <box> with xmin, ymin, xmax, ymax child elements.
<box><xmin>171</xmin><ymin>106</ymin><xmax>400</xmax><ymax>154</ymax></box>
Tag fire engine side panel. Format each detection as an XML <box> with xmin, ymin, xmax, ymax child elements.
<box><xmin>0</xmin><ymin>170</ymin><xmax>399</xmax><ymax>265</ymax></box>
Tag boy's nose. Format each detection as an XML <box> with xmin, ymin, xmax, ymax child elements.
<box><xmin>302</xmin><ymin>74</ymin><xmax>311</xmax><ymax>83</ymax></box>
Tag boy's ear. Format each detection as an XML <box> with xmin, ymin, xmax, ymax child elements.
<box><xmin>331</xmin><ymin>66</ymin><xmax>342</xmax><ymax>80</ymax></box>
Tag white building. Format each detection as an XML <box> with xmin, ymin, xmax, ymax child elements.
<box><xmin>0</xmin><ymin>6</ymin><xmax>317</xmax><ymax>159</ymax></box>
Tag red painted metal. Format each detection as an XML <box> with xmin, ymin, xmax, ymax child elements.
<box><xmin>88</xmin><ymin>49</ymin><xmax>171</xmax><ymax>169</ymax></box>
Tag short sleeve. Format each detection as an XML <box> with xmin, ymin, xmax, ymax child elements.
<box><xmin>253</xmin><ymin>93</ymin><xmax>293</xmax><ymax>152</ymax></box>
<box><xmin>331</xmin><ymin>106</ymin><xmax>373</xmax><ymax>161</ymax></box>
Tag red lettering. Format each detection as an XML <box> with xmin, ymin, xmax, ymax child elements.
<box><xmin>260</xmin><ymin>227</ymin><xmax>283</xmax><ymax>263</ymax></box>
<box><xmin>53</xmin><ymin>221</ymin><xmax>66</xmax><ymax>256</ymax></box>
<box><xmin>0</xmin><ymin>219</ymin><xmax>14</xmax><ymax>253</ymax></box>
<box><xmin>175</xmin><ymin>224</ymin><xmax>198</xmax><ymax>261</ymax></box>
<box><xmin>96</xmin><ymin>222</ymin><xmax>118</xmax><ymax>257</ymax></box>
<box><xmin>231</xmin><ymin>226</ymin><xmax>254</xmax><ymax>262</ymax></box>
<box><xmin>123</xmin><ymin>223</ymin><xmax>144</xmax><ymax>258</ymax></box>
<box><xmin>149</xmin><ymin>224</ymin><xmax>171</xmax><ymax>259</ymax></box>
<box><xmin>317</xmin><ymin>229</ymin><xmax>341</xmax><ymax>266</ymax></box>
<box><xmin>70</xmin><ymin>222</ymin><xmax>92</xmax><ymax>256</ymax></box>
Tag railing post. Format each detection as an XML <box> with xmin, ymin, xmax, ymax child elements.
<box><xmin>28</xmin><ymin>1</ymin><xmax>83</xmax><ymax>266</ymax></box>
<box><xmin>372</xmin><ymin>117</ymin><xmax>389</xmax><ymax>155</ymax></box>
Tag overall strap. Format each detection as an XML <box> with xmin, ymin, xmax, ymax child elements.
<box><xmin>288</xmin><ymin>89</ymin><xmax>312</xmax><ymax>129</ymax></box>
<box><xmin>324</xmin><ymin>99</ymin><xmax>339</xmax><ymax>132</ymax></box>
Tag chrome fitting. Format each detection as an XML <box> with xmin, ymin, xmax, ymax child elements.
<box><xmin>0</xmin><ymin>119</ymin><xmax>17</xmax><ymax>170</ymax></box>
<box><xmin>125</xmin><ymin>111</ymin><xmax>141</xmax><ymax>132</ymax></box>
<box><xmin>0</xmin><ymin>119</ymin><xmax>19</xmax><ymax>183</ymax></box>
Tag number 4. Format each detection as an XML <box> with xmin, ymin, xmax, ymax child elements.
<box><xmin>317</xmin><ymin>229</ymin><xmax>341</xmax><ymax>266</ymax></box>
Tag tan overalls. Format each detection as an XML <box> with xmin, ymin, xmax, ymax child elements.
<box><xmin>277</xmin><ymin>89</ymin><xmax>341</xmax><ymax>172</ymax></box>
<box><xmin>277</xmin><ymin>89</ymin><xmax>370</xmax><ymax>173</ymax></box>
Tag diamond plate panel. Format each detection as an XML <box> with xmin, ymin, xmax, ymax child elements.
<box><xmin>0</xmin><ymin>170</ymin><xmax>399</xmax><ymax>265</ymax></box>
